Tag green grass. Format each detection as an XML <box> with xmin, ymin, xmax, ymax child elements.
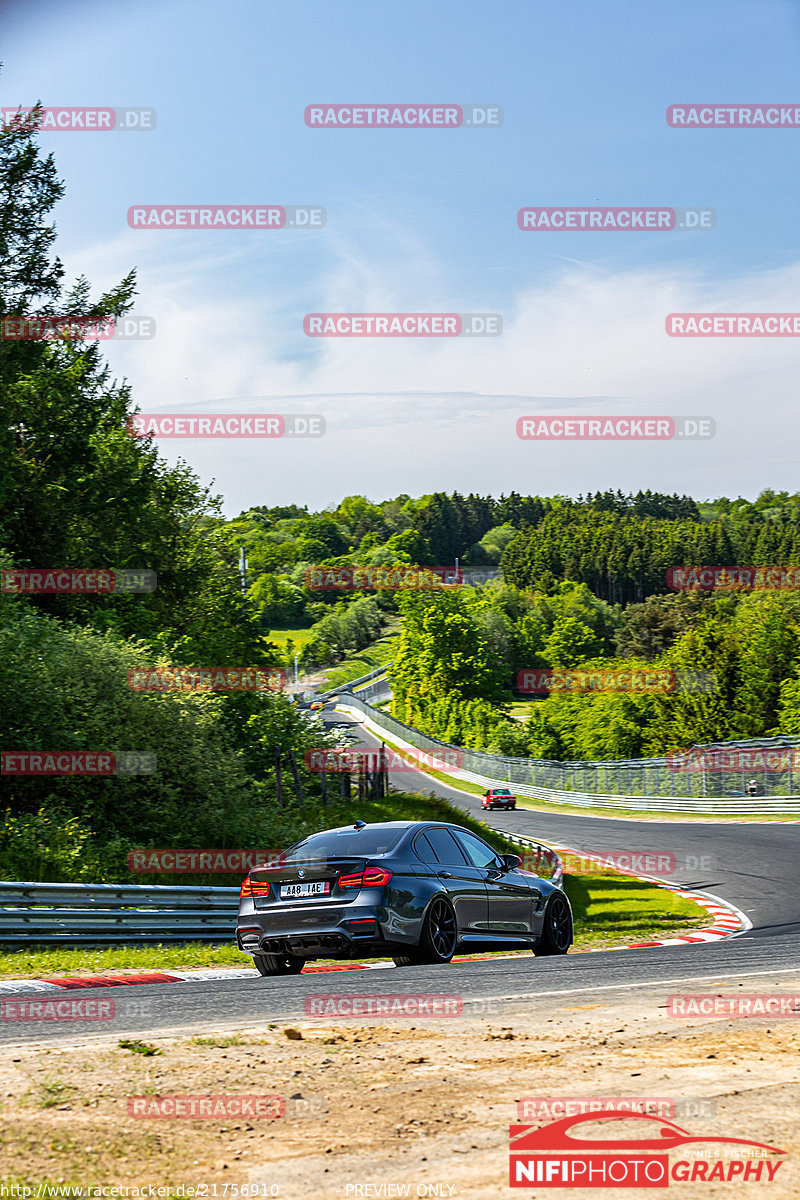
<box><xmin>0</xmin><ymin>942</ymin><xmax>256</xmax><ymax>977</ymax></box>
<box><xmin>190</xmin><ymin>1032</ymin><xmax>243</xmax><ymax>1047</ymax></box>
<box><xmin>118</xmin><ymin>1038</ymin><xmax>162</xmax><ymax>1056</ymax></box>
<box><xmin>321</xmin><ymin>629</ymin><xmax>400</xmax><ymax>691</ymax></box>
<box><xmin>266</xmin><ymin>627</ymin><xmax>316</xmax><ymax>662</ymax></box>
<box><xmin>565</xmin><ymin>869</ymin><xmax>706</xmax><ymax>949</ymax></box>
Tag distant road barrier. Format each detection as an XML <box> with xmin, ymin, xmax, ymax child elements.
<box><xmin>337</xmin><ymin>694</ymin><xmax>800</xmax><ymax>812</ymax></box>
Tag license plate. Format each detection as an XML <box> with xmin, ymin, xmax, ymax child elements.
<box><xmin>280</xmin><ymin>881</ymin><xmax>330</xmax><ymax>899</ymax></box>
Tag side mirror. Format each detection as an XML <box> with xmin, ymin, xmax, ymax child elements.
<box><xmin>501</xmin><ymin>853</ymin><xmax>522</xmax><ymax>871</ymax></box>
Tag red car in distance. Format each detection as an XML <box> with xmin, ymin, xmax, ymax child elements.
<box><xmin>482</xmin><ymin>787</ymin><xmax>516</xmax><ymax>811</ymax></box>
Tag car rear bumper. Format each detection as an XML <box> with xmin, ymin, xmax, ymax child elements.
<box><xmin>236</xmin><ymin>893</ymin><xmax>417</xmax><ymax>959</ymax></box>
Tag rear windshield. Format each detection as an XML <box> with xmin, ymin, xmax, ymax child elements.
<box><xmin>283</xmin><ymin>827</ymin><xmax>405</xmax><ymax>860</ymax></box>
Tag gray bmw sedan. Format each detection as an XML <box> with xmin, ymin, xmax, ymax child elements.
<box><xmin>236</xmin><ymin>819</ymin><xmax>572</xmax><ymax>975</ymax></box>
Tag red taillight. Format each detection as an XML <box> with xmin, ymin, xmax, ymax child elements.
<box><xmin>240</xmin><ymin>876</ymin><xmax>271</xmax><ymax>898</ymax></box>
<box><xmin>338</xmin><ymin>865</ymin><xmax>393</xmax><ymax>890</ymax></box>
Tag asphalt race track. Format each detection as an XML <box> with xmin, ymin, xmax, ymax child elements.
<box><xmin>2</xmin><ymin>703</ymin><xmax>799</xmax><ymax>1048</ymax></box>
<box><xmin>331</xmin><ymin>707</ymin><xmax>800</xmax><ymax>938</ymax></box>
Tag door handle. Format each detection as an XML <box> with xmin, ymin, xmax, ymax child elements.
<box><xmin>437</xmin><ymin>870</ymin><xmax>453</xmax><ymax>879</ymax></box>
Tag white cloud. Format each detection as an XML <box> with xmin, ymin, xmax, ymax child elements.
<box><xmin>64</xmin><ymin>230</ymin><xmax>800</xmax><ymax>511</ymax></box>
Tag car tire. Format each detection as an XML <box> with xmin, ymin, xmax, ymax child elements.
<box><xmin>535</xmin><ymin>893</ymin><xmax>573</xmax><ymax>956</ymax></box>
<box><xmin>392</xmin><ymin>896</ymin><xmax>458</xmax><ymax>966</ymax></box>
<box><xmin>253</xmin><ymin>953</ymin><xmax>305</xmax><ymax>976</ymax></box>
<box><xmin>510</xmin><ymin>803</ymin><xmax>516</xmax><ymax>810</ymax></box>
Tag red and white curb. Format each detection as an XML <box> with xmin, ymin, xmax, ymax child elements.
<box><xmin>544</xmin><ymin>842</ymin><xmax>750</xmax><ymax>951</ymax></box>
<box><xmin>0</xmin><ymin>850</ymin><xmax>748</xmax><ymax>998</ymax></box>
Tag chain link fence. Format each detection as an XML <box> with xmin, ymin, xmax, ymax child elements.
<box><xmin>338</xmin><ymin>693</ymin><xmax>800</xmax><ymax>801</ymax></box>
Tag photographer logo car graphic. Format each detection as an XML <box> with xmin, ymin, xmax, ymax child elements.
<box><xmin>509</xmin><ymin>1112</ymin><xmax>785</xmax><ymax>1187</ymax></box>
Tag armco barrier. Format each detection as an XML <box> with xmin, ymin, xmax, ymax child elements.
<box><xmin>315</xmin><ymin>665</ymin><xmax>390</xmax><ymax>703</ymax></box>
<box><xmin>505</xmin><ymin>836</ymin><xmax>563</xmax><ymax>887</ymax></box>
<box><xmin>0</xmin><ymin>881</ymin><xmax>239</xmax><ymax>945</ymax></box>
<box><xmin>0</xmin><ymin>839</ymin><xmax>563</xmax><ymax>944</ymax></box>
<box><xmin>337</xmin><ymin>693</ymin><xmax>800</xmax><ymax>812</ymax></box>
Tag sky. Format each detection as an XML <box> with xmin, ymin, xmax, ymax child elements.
<box><xmin>3</xmin><ymin>0</ymin><xmax>800</xmax><ymax>515</ymax></box>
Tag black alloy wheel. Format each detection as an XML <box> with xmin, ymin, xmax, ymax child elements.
<box><xmin>535</xmin><ymin>893</ymin><xmax>573</xmax><ymax>955</ymax></box>
<box><xmin>393</xmin><ymin>896</ymin><xmax>458</xmax><ymax>966</ymax></box>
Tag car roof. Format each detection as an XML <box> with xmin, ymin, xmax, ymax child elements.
<box><xmin>301</xmin><ymin>819</ymin><xmax>477</xmax><ymax>837</ymax></box>
<box><xmin>304</xmin><ymin>820</ymin><xmax>437</xmax><ymax>836</ymax></box>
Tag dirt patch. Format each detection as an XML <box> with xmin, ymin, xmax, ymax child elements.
<box><xmin>1</xmin><ymin>994</ymin><xmax>798</xmax><ymax>1197</ymax></box>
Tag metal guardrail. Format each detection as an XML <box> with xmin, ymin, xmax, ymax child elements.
<box><xmin>504</xmin><ymin>784</ymin><xmax>800</xmax><ymax>815</ymax></box>
<box><xmin>339</xmin><ymin>694</ymin><xmax>800</xmax><ymax>811</ymax></box>
<box><xmin>316</xmin><ymin>665</ymin><xmax>389</xmax><ymax>702</ymax></box>
<box><xmin>504</xmin><ymin>836</ymin><xmax>563</xmax><ymax>887</ymax></box>
<box><xmin>0</xmin><ymin>839</ymin><xmax>563</xmax><ymax>944</ymax></box>
<box><xmin>351</xmin><ymin>675</ymin><xmax>393</xmax><ymax>703</ymax></box>
<box><xmin>0</xmin><ymin>881</ymin><xmax>239</xmax><ymax>945</ymax></box>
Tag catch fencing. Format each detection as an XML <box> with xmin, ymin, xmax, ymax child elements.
<box><xmin>337</xmin><ymin>693</ymin><xmax>800</xmax><ymax>810</ymax></box>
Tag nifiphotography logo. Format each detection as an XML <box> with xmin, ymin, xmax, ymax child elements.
<box><xmin>509</xmin><ymin>1112</ymin><xmax>786</xmax><ymax>1187</ymax></box>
